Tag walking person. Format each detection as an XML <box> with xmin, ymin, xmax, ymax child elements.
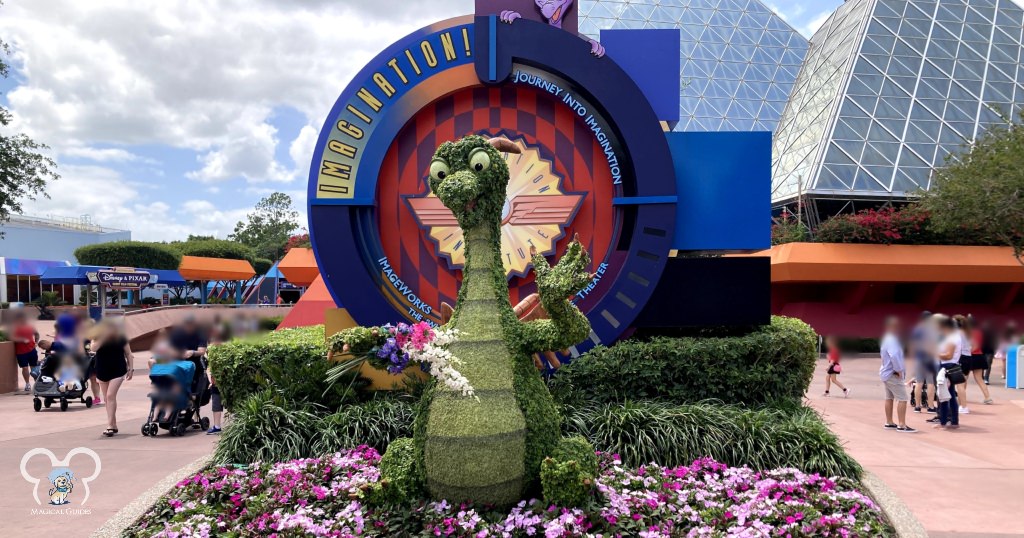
<box><xmin>910</xmin><ymin>311</ymin><xmax>938</xmax><ymax>414</ymax></box>
<box><xmin>954</xmin><ymin>315</ymin><xmax>992</xmax><ymax>411</ymax></box>
<box><xmin>880</xmin><ymin>317</ymin><xmax>915</xmax><ymax>432</ymax></box>
<box><xmin>90</xmin><ymin>320</ymin><xmax>134</xmax><ymax>437</ymax></box>
<box><xmin>10</xmin><ymin>310</ymin><xmax>40</xmax><ymax>393</ymax></box>
<box><xmin>935</xmin><ymin>316</ymin><xmax>962</xmax><ymax>429</ymax></box>
<box><xmin>823</xmin><ymin>335</ymin><xmax>850</xmax><ymax>397</ymax></box>
<box><xmin>979</xmin><ymin>320</ymin><xmax>997</xmax><ymax>385</ymax></box>
<box><xmin>207</xmin><ymin>371</ymin><xmax>223</xmax><ymax>435</ymax></box>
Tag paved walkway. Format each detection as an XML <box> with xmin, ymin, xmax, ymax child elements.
<box><xmin>0</xmin><ymin>352</ymin><xmax>216</xmax><ymax>538</ymax></box>
<box><xmin>807</xmin><ymin>356</ymin><xmax>1024</xmax><ymax>537</ymax></box>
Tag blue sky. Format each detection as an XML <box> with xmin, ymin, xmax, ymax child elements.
<box><xmin>0</xmin><ymin>0</ymin><xmax>844</xmax><ymax>241</ymax></box>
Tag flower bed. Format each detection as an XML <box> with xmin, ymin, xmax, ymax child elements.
<box><xmin>131</xmin><ymin>447</ymin><xmax>892</xmax><ymax>537</ymax></box>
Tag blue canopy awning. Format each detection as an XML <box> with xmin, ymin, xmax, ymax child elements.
<box><xmin>40</xmin><ymin>265</ymin><xmax>187</xmax><ymax>287</ymax></box>
<box><xmin>0</xmin><ymin>258</ymin><xmax>71</xmax><ymax>276</ymax></box>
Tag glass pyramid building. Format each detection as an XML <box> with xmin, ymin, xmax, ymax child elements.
<box><xmin>772</xmin><ymin>0</ymin><xmax>1024</xmax><ymax>206</ymax></box>
<box><xmin>579</xmin><ymin>0</ymin><xmax>809</xmax><ymax>132</ymax></box>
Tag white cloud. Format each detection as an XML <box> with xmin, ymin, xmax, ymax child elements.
<box><xmin>61</xmin><ymin>146</ymin><xmax>143</xmax><ymax>163</ymax></box>
<box><xmin>289</xmin><ymin>125</ymin><xmax>320</xmax><ymax>176</ymax></box>
<box><xmin>17</xmin><ymin>165</ymin><xmax>248</xmax><ymax>241</ymax></box>
<box><xmin>1</xmin><ymin>0</ymin><xmax>471</xmax><ymax>239</ymax></box>
<box><xmin>0</xmin><ymin>0</ymin><xmax>470</xmax><ymax>183</ymax></box>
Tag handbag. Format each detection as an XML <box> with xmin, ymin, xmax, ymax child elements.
<box><xmin>832</xmin><ymin>363</ymin><xmax>842</xmax><ymax>373</ymax></box>
<box><xmin>943</xmin><ymin>364</ymin><xmax>966</xmax><ymax>385</ymax></box>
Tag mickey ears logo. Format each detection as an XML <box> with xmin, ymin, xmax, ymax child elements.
<box><xmin>20</xmin><ymin>448</ymin><xmax>101</xmax><ymax>506</ymax></box>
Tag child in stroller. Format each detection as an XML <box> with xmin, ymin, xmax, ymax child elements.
<box><xmin>142</xmin><ymin>358</ymin><xmax>210</xmax><ymax>437</ymax></box>
<box><xmin>32</xmin><ymin>346</ymin><xmax>94</xmax><ymax>412</ymax></box>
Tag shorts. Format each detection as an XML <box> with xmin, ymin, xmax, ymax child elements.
<box><xmin>16</xmin><ymin>349</ymin><xmax>39</xmax><ymax>368</ymax></box>
<box><xmin>210</xmin><ymin>386</ymin><xmax>223</xmax><ymax>412</ymax></box>
<box><xmin>959</xmin><ymin>354</ymin><xmax>986</xmax><ymax>373</ymax></box>
<box><xmin>883</xmin><ymin>376</ymin><xmax>909</xmax><ymax>401</ymax></box>
<box><xmin>915</xmin><ymin>357</ymin><xmax>938</xmax><ymax>384</ymax></box>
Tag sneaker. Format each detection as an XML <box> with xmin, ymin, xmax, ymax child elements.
<box><xmin>843</xmin><ymin>388</ymin><xmax>851</xmax><ymax>398</ymax></box>
<box><xmin>206</xmin><ymin>426</ymin><xmax>221</xmax><ymax>435</ymax></box>
<box><xmin>823</xmin><ymin>392</ymin><xmax>830</xmax><ymax>397</ymax></box>
<box><xmin>914</xmin><ymin>407</ymin><xmax>922</xmax><ymax>413</ymax></box>
<box><xmin>948</xmin><ymin>424</ymin><xmax>960</xmax><ymax>429</ymax></box>
<box><xmin>983</xmin><ymin>399</ymin><xmax>994</xmax><ymax>405</ymax></box>
<box><xmin>94</xmin><ymin>397</ymin><xmax>102</xmax><ymax>405</ymax></box>
<box><xmin>883</xmin><ymin>423</ymin><xmax>898</xmax><ymax>429</ymax></box>
<box><xmin>897</xmin><ymin>426</ymin><xmax>917</xmax><ymax>433</ymax></box>
<box><xmin>925</xmin><ymin>417</ymin><xmax>941</xmax><ymax>423</ymax></box>
<box><xmin>926</xmin><ymin>407</ymin><xmax>938</xmax><ymax>413</ymax></box>
<box><xmin>959</xmin><ymin>406</ymin><xmax>970</xmax><ymax>414</ymax></box>
<box><xmin>24</xmin><ymin>383</ymin><xmax>31</xmax><ymax>393</ymax></box>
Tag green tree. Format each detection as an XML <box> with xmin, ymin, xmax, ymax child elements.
<box><xmin>922</xmin><ymin>110</ymin><xmax>1024</xmax><ymax>265</ymax></box>
<box><xmin>0</xmin><ymin>16</ymin><xmax>59</xmax><ymax>235</ymax></box>
<box><xmin>229</xmin><ymin>192</ymin><xmax>299</xmax><ymax>261</ymax></box>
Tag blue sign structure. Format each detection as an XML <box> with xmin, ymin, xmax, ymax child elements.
<box><xmin>307</xmin><ymin>4</ymin><xmax>770</xmax><ymax>355</ymax></box>
<box><xmin>96</xmin><ymin>270</ymin><xmax>151</xmax><ymax>289</ymax></box>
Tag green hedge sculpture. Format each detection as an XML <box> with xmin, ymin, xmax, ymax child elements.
<box><xmin>334</xmin><ymin>135</ymin><xmax>594</xmax><ymax>507</ymax></box>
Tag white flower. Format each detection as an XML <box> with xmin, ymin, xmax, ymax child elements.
<box><xmin>402</xmin><ymin>328</ymin><xmax>475</xmax><ymax>398</ymax></box>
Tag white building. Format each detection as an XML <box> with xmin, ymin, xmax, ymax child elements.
<box><xmin>0</xmin><ymin>214</ymin><xmax>131</xmax><ymax>304</ymax></box>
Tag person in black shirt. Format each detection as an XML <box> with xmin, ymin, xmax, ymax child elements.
<box><xmin>170</xmin><ymin>316</ymin><xmax>208</xmax><ymax>360</ymax></box>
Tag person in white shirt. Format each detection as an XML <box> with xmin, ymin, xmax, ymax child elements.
<box><xmin>880</xmin><ymin>317</ymin><xmax>915</xmax><ymax>432</ymax></box>
<box><xmin>935</xmin><ymin>315</ymin><xmax>961</xmax><ymax>428</ymax></box>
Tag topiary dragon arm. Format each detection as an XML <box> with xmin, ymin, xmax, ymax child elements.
<box><xmin>517</xmin><ymin>237</ymin><xmax>593</xmax><ymax>354</ymax></box>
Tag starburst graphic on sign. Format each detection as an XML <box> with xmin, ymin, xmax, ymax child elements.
<box><xmin>406</xmin><ymin>137</ymin><xmax>584</xmax><ymax>278</ymax></box>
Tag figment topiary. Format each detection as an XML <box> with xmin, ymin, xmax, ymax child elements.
<box><xmin>334</xmin><ymin>135</ymin><xmax>594</xmax><ymax>507</ymax></box>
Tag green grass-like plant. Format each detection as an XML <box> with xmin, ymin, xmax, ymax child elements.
<box><xmin>549</xmin><ymin>316</ymin><xmax>818</xmax><ymax>407</ymax></box>
<box><xmin>214</xmin><ymin>390</ymin><xmax>415</xmax><ymax>465</ymax></box>
<box><xmin>561</xmin><ymin>399</ymin><xmax>861</xmax><ymax>479</ymax></box>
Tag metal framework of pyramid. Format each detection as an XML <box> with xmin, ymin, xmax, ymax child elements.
<box><xmin>579</xmin><ymin>0</ymin><xmax>809</xmax><ymax>132</ymax></box>
<box><xmin>772</xmin><ymin>0</ymin><xmax>1024</xmax><ymax>205</ymax></box>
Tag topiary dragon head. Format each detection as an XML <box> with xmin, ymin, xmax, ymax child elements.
<box><xmin>428</xmin><ymin>135</ymin><xmax>521</xmax><ymax>230</ymax></box>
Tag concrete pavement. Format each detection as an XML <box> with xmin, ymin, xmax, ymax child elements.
<box><xmin>807</xmin><ymin>356</ymin><xmax>1024</xmax><ymax>537</ymax></box>
<box><xmin>0</xmin><ymin>352</ymin><xmax>216</xmax><ymax>538</ymax></box>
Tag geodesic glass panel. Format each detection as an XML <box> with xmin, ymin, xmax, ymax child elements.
<box><xmin>772</xmin><ymin>0</ymin><xmax>1024</xmax><ymax>203</ymax></box>
<box><xmin>579</xmin><ymin>0</ymin><xmax>809</xmax><ymax>132</ymax></box>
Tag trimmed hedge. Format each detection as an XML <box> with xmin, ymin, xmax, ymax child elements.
<box><xmin>562</xmin><ymin>400</ymin><xmax>861</xmax><ymax>479</ymax></box>
<box><xmin>209</xmin><ymin>325</ymin><xmax>361</xmax><ymax>410</ymax></box>
<box><xmin>74</xmin><ymin>241</ymin><xmax>181</xmax><ymax>270</ymax></box>
<box><xmin>173</xmin><ymin>239</ymin><xmax>256</xmax><ymax>263</ymax></box>
<box><xmin>258</xmin><ymin>316</ymin><xmax>283</xmax><ymax>331</ymax></box>
<box><xmin>549</xmin><ymin>316</ymin><xmax>817</xmax><ymax>407</ymax></box>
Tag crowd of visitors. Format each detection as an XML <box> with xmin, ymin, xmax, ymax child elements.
<box><xmin>5</xmin><ymin>308</ymin><xmax>271</xmax><ymax>437</ymax></box>
<box><xmin>824</xmin><ymin>312</ymin><xmax>1019</xmax><ymax>432</ymax></box>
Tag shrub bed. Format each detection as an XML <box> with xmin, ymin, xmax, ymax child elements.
<box><xmin>549</xmin><ymin>316</ymin><xmax>817</xmax><ymax>407</ymax></box>
<box><xmin>562</xmin><ymin>400</ymin><xmax>861</xmax><ymax>479</ymax></box>
<box><xmin>208</xmin><ymin>325</ymin><xmax>362</xmax><ymax>410</ymax></box>
<box><xmin>131</xmin><ymin>447</ymin><xmax>891</xmax><ymax>537</ymax></box>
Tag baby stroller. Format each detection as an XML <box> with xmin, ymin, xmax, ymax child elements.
<box><xmin>142</xmin><ymin>356</ymin><xmax>211</xmax><ymax>437</ymax></box>
<box><xmin>32</xmin><ymin>350</ymin><xmax>94</xmax><ymax>412</ymax></box>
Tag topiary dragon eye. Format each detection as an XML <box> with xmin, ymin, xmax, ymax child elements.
<box><xmin>468</xmin><ymin>148</ymin><xmax>491</xmax><ymax>173</ymax></box>
<box><xmin>429</xmin><ymin>159</ymin><xmax>450</xmax><ymax>181</ymax></box>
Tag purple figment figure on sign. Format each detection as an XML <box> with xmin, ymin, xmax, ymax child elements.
<box><xmin>500</xmin><ymin>0</ymin><xmax>605</xmax><ymax>57</ymax></box>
